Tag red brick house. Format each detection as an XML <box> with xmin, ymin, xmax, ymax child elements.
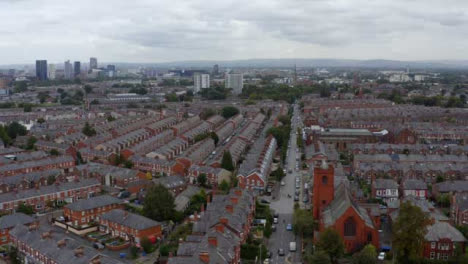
<box><xmin>99</xmin><ymin>209</ymin><xmax>162</xmax><ymax>244</ymax></box>
<box><xmin>0</xmin><ymin>213</ymin><xmax>38</xmax><ymax>245</ymax></box>
<box><xmin>63</xmin><ymin>195</ymin><xmax>123</xmax><ymax>226</ymax></box>
<box><xmin>423</xmin><ymin>221</ymin><xmax>466</xmax><ymax>260</ymax></box>
<box><xmin>451</xmin><ymin>194</ymin><xmax>468</xmax><ymax>226</ymax></box>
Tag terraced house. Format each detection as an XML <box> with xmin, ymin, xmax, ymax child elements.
<box><xmin>63</xmin><ymin>195</ymin><xmax>123</xmax><ymax>226</ymax></box>
<box><xmin>0</xmin><ymin>155</ymin><xmax>75</xmax><ymax>177</ymax></box>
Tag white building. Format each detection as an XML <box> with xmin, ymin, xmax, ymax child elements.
<box><xmin>194</xmin><ymin>73</ymin><xmax>210</xmax><ymax>93</ymax></box>
<box><xmin>225</xmin><ymin>73</ymin><xmax>243</xmax><ymax>95</ymax></box>
<box><xmin>48</xmin><ymin>64</ymin><xmax>56</xmax><ymax>80</ymax></box>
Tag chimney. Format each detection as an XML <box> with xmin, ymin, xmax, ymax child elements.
<box><xmin>220</xmin><ymin>217</ymin><xmax>228</xmax><ymax>225</ymax></box>
<box><xmin>74</xmin><ymin>247</ymin><xmax>84</xmax><ymax>257</ymax></box>
<box><xmin>41</xmin><ymin>231</ymin><xmax>51</xmax><ymax>239</ymax></box>
<box><xmin>215</xmin><ymin>224</ymin><xmax>225</xmax><ymax>233</ymax></box>
<box><xmin>194</xmin><ymin>211</ymin><xmax>198</xmax><ymax>221</ymax></box>
<box><xmin>57</xmin><ymin>239</ymin><xmax>67</xmax><ymax>248</ymax></box>
<box><xmin>208</xmin><ymin>236</ymin><xmax>218</xmax><ymax>247</ymax></box>
<box><xmin>230</xmin><ymin>197</ymin><xmax>238</xmax><ymax>205</ymax></box>
<box><xmin>199</xmin><ymin>252</ymin><xmax>210</xmax><ymax>263</ymax></box>
<box><xmin>225</xmin><ymin>204</ymin><xmax>233</xmax><ymax>214</ymax></box>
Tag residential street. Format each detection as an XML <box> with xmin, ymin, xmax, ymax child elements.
<box><xmin>267</xmin><ymin>104</ymin><xmax>303</xmax><ymax>264</ymax></box>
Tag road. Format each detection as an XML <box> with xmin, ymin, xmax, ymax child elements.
<box><xmin>267</xmin><ymin>104</ymin><xmax>303</xmax><ymax>264</ymax></box>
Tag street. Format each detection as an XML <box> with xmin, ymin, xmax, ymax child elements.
<box><xmin>267</xmin><ymin>103</ymin><xmax>304</xmax><ymax>264</ymax></box>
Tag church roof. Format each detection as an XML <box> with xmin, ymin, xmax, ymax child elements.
<box><xmin>322</xmin><ymin>183</ymin><xmax>375</xmax><ymax>229</ymax></box>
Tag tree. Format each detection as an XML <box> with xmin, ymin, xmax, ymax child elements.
<box><xmin>47</xmin><ymin>175</ymin><xmax>56</xmax><ymax>185</ymax></box>
<box><xmin>352</xmin><ymin>244</ymin><xmax>377</xmax><ymax>264</ymax></box>
<box><xmin>272</xmin><ymin>167</ymin><xmax>285</xmax><ymax>182</ymax></box>
<box><xmin>8</xmin><ymin>247</ymin><xmax>20</xmax><ymax>264</ymax></box>
<box><xmin>309</xmin><ymin>250</ymin><xmax>332</xmax><ymax>264</ymax></box>
<box><xmin>25</xmin><ymin>136</ymin><xmax>37</xmax><ymax>150</ymax></box>
<box><xmin>210</xmin><ymin>132</ymin><xmax>219</xmax><ymax>146</ymax></box>
<box><xmin>221</xmin><ymin>106</ymin><xmax>240</xmax><ymax>118</ymax></box>
<box><xmin>107</xmin><ymin>115</ymin><xmax>116</xmax><ymax>122</ymax></box>
<box><xmin>124</xmin><ymin>160</ymin><xmax>134</xmax><ymax>169</ymax></box>
<box><xmin>141</xmin><ymin>237</ymin><xmax>153</xmax><ymax>253</ymax></box>
<box><xmin>49</xmin><ymin>149</ymin><xmax>59</xmax><ymax>156</ymax></box>
<box><xmin>17</xmin><ymin>202</ymin><xmax>34</xmax><ymax>215</ymax></box>
<box><xmin>84</xmin><ymin>85</ymin><xmax>93</xmax><ymax>94</ymax></box>
<box><xmin>316</xmin><ymin>228</ymin><xmax>344</xmax><ymax>263</ymax></box>
<box><xmin>130</xmin><ymin>246</ymin><xmax>139</xmax><ymax>259</ymax></box>
<box><xmin>23</xmin><ymin>104</ymin><xmax>33</xmax><ymax>112</ymax></box>
<box><xmin>436</xmin><ymin>193</ymin><xmax>451</xmax><ymax>207</ymax></box>
<box><xmin>0</xmin><ymin>126</ymin><xmax>11</xmax><ymax>146</ymax></box>
<box><xmin>393</xmin><ymin>201</ymin><xmax>432</xmax><ymax>264</ymax></box>
<box><xmin>37</xmin><ymin>118</ymin><xmax>45</xmax><ymax>124</ymax></box>
<box><xmin>165</xmin><ymin>93</ymin><xmax>179</xmax><ymax>102</ymax></box>
<box><xmin>293</xmin><ymin>208</ymin><xmax>315</xmax><ymax>237</ymax></box>
<box><xmin>200</xmin><ymin>108</ymin><xmax>217</xmax><ymax>120</ymax></box>
<box><xmin>220</xmin><ymin>179</ymin><xmax>230</xmax><ymax>193</ymax></box>
<box><xmin>82</xmin><ymin>122</ymin><xmax>97</xmax><ymax>137</ymax></box>
<box><xmin>143</xmin><ymin>184</ymin><xmax>177</xmax><ymax>221</ymax></box>
<box><xmin>197</xmin><ymin>173</ymin><xmax>207</xmax><ymax>187</ymax></box>
<box><xmin>14</xmin><ymin>81</ymin><xmax>28</xmax><ymax>93</ymax></box>
<box><xmin>7</xmin><ymin>122</ymin><xmax>27</xmax><ymax>139</ymax></box>
<box><xmin>221</xmin><ymin>151</ymin><xmax>234</xmax><ymax>171</ymax></box>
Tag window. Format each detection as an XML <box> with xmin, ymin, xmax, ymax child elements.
<box><xmin>322</xmin><ymin>176</ymin><xmax>328</xmax><ymax>185</ymax></box>
<box><xmin>431</xmin><ymin>242</ymin><xmax>436</xmax><ymax>249</ymax></box>
<box><xmin>367</xmin><ymin>232</ymin><xmax>372</xmax><ymax>242</ymax></box>
<box><xmin>344</xmin><ymin>217</ymin><xmax>356</xmax><ymax>237</ymax></box>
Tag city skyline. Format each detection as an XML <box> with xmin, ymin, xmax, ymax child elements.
<box><xmin>2</xmin><ymin>0</ymin><xmax>468</xmax><ymax>64</ymax></box>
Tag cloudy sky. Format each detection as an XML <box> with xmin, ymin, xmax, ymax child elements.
<box><xmin>1</xmin><ymin>0</ymin><xmax>467</xmax><ymax>64</ymax></box>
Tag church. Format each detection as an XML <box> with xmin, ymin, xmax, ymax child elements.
<box><xmin>312</xmin><ymin>160</ymin><xmax>380</xmax><ymax>252</ymax></box>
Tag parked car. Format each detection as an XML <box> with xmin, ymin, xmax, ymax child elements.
<box><xmin>281</xmin><ymin>181</ymin><xmax>286</xmax><ymax>186</ymax></box>
<box><xmin>294</xmin><ymin>195</ymin><xmax>299</xmax><ymax>202</ymax></box>
<box><xmin>273</xmin><ymin>218</ymin><xmax>278</xmax><ymax>224</ymax></box>
<box><xmin>93</xmin><ymin>242</ymin><xmax>105</xmax><ymax>250</ymax></box>
<box><xmin>286</xmin><ymin>224</ymin><xmax>292</xmax><ymax>231</ymax></box>
<box><xmin>272</xmin><ymin>225</ymin><xmax>277</xmax><ymax>232</ymax></box>
<box><xmin>118</xmin><ymin>191</ymin><xmax>130</xmax><ymax>199</ymax></box>
<box><xmin>260</xmin><ymin>199</ymin><xmax>270</xmax><ymax>204</ymax></box>
<box><xmin>378</xmin><ymin>252</ymin><xmax>385</xmax><ymax>260</ymax></box>
<box><xmin>274</xmin><ymin>212</ymin><xmax>279</xmax><ymax>218</ymax></box>
<box><xmin>278</xmin><ymin>248</ymin><xmax>285</xmax><ymax>256</ymax></box>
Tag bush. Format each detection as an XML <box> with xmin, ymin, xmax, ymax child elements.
<box><xmin>141</xmin><ymin>237</ymin><xmax>153</xmax><ymax>253</ymax></box>
<box><xmin>130</xmin><ymin>246</ymin><xmax>139</xmax><ymax>259</ymax></box>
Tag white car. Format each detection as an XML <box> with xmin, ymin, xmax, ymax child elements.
<box><xmin>281</xmin><ymin>181</ymin><xmax>285</xmax><ymax>186</ymax></box>
<box><xmin>378</xmin><ymin>252</ymin><xmax>385</xmax><ymax>260</ymax></box>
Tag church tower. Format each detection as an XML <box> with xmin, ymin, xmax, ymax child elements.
<box><xmin>312</xmin><ymin>160</ymin><xmax>335</xmax><ymax>219</ymax></box>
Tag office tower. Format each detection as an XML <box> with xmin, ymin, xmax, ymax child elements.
<box><xmin>194</xmin><ymin>73</ymin><xmax>210</xmax><ymax>93</ymax></box>
<box><xmin>89</xmin><ymin>57</ymin><xmax>98</xmax><ymax>70</ymax></box>
<box><xmin>64</xmin><ymin>60</ymin><xmax>73</xmax><ymax>79</ymax></box>
<box><xmin>48</xmin><ymin>64</ymin><xmax>56</xmax><ymax>80</ymax></box>
<box><xmin>225</xmin><ymin>73</ymin><xmax>243</xmax><ymax>95</ymax></box>
<box><xmin>35</xmin><ymin>60</ymin><xmax>48</xmax><ymax>81</ymax></box>
<box><xmin>212</xmin><ymin>64</ymin><xmax>219</xmax><ymax>75</ymax></box>
<box><xmin>74</xmin><ymin>61</ymin><xmax>81</xmax><ymax>77</ymax></box>
<box><xmin>107</xmin><ymin>65</ymin><xmax>116</xmax><ymax>72</ymax></box>
<box><xmin>107</xmin><ymin>65</ymin><xmax>116</xmax><ymax>78</ymax></box>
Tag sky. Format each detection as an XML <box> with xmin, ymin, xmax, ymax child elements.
<box><xmin>1</xmin><ymin>0</ymin><xmax>468</xmax><ymax>64</ymax></box>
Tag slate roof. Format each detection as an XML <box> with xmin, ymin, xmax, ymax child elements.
<box><xmin>434</xmin><ymin>181</ymin><xmax>468</xmax><ymax>193</ymax></box>
<box><xmin>402</xmin><ymin>179</ymin><xmax>427</xmax><ymax>190</ymax></box>
<box><xmin>65</xmin><ymin>195</ymin><xmax>122</xmax><ymax>211</ymax></box>
<box><xmin>425</xmin><ymin>221</ymin><xmax>466</xmax><ymax>242</ymax></box>
<box><xmin>373</xmin><ymin>179</ymin><xmax>398</xmax><ymax>189</ymax></box>
<box><xmin>0</xmin><ymin>213</ymin><xmax>35</xmax><ymax>229</ymax></box>
<box><xmin>322</xmin><ymin>183</ymin><xmax>375</xmax><ymax>229</ymax></box>
<box><xmin>101</xmin><ymin>209</ymin><xmax>161</xmax><ymax>230</ymax></box>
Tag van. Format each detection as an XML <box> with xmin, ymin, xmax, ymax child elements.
<box><xmin>289</xmin><ymin>242</ymin><xmax>296</xmax><ymax>252</ymax></box>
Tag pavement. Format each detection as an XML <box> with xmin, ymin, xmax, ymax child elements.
<box><xmin>266</xmin><ymin>104</ymin><xmax>304</xmax><ymax>264</ymax></box>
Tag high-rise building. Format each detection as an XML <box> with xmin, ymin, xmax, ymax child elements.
<box><xmin>90</xmin><ymin>57</ymin><xmax>98</xmax><ymax>70</ymax></box>
<box><xmin>48</xmin><ymin>64</ymin><xmax>56</xmax><ymax>80</ymax></box>
<box><xmin>35</xmin><ymin>60</ymin><xmax>48</xmax><ymax>81</ymax></box>
<box><xmin>64</xmin><ymin>60</ymin><xmax>73</xmax><ymax>79</ymax></box>
<box><xmin>225</xmin><ymin>73</ymin><xmax>243</xmax><ymax>95</ymax></box>
<box><xmin>107</xmin><ymin>65</ymin><xmax>116</xmax><ymax>72</ymax></box>
<box><xmin>74</xmin><ymin>61</ymin><xmax>81</xmax><ymax>77</ymax></box>
<box><xmin>194</xmin><ymin>73</ymin><xmax>210</xmax><ymax>93</ymax></box>
<box><xmin>212</xmin><ymin>64</ymin><xmax>219</xmax><ymax>75</ymax></box>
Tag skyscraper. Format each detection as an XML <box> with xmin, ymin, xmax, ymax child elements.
<box><xmin>35</xmin><ymin>60</ymin><xmax>48</xmax><ymax>81</ymax></box>
<box><xmin>74</xmin><ymin>61</ymin><xmax>81</xmax><ymax>77</ymax></box>
<box><xmin>212</xmin><ymin>64</ymin><xmax>219</xmax><ymax>75</ymax></box>
<box><xmin>225</xmin><ymin>73</ymin><xmax>243</xmax><ymax>95</ymax></box>
<box><xmin>64</xmin><ymin>60</ymin><xmax>73</xmax><ymax>79</ymax></box>
<box><xmin>48</xmin><ymin>64</ymin><xmax>56</xmax><ymax>80</ymax></box>
<box><xmin>194</xmin><ymin>73</ymin><xmax>210</xmax><ymax>93</ymax></box>
<box><xmin>90</xmin><ymin>57</ymin><xmax>98</xmax><ymax>70</ymax></box>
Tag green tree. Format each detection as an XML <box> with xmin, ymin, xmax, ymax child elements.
<box><xmin>310</xmin><ymin>250</ymin><xmax>332</xmax><ymax>264</ymax></box>
<box><xmin>272</xmin><ymin>167</ymin><xmax>285</xmax><ymax>182</ymax></box>
<box><xmin>200</xmin><ymin>108</ymin><xmax>217</xmax><ymax>120</ymax></box>
<box><xmin>49</xmin><ymin>149</ymin><xmax>60</xmax><ymax>156</ymax></box>
<box><xmin>219</xmin><ymin>179</ymin><xmax>230</xmax><ymax>193</ymax></box>
<box><xmin>47</xmin><ymin>175</ymin><xmax>56</xmax><ymax>185</ymax></box>
<box><xmin>130</xmin><ymin>246</ymin><xmax>139</xmax><ymax>259</ymax></box>
<box><xmin>84</xmin><ymin>85</ymin><xmax>93</xmax><ymax>94</ymax></box>
<box><xmin>23</xmin><ymin>104</ymin><xmax>33</xmax><ymax>112</ymax></box>
<box><xmin>317</xmin><ymin>228</ymin><xmax>345</xmax><ymax>263</ymax></box>
<box><xmin>37</xmin><ymin>118</ymin><xmax>45</xmax><ymax>124</ymax></box>
<box><xmin>140</xmin><ymin>237</ymin><xmax>153</xmax><ymax>253</ymax></box>
<box><xmin>210</xmin><ymin>132</ymin><xmax>219</xmax><ymax>146</ymax></box>
<box><xmin>82</xmin><ymin>122</ymin><xmax>97</xmax><ymax>137</ymax></box>
<box><xmin>14</xmin><ymin>81</ymin><xmax>28</xmax><ymax>93</ymax></box>
<box><xmin>221</xmin><ymin>106</ymin><xmax>240</xmax><ymax>118</ymax></box>
<box><xmin>143</xmin><ymin>184</ymin><xmax>177</xmax><ymax>221</ymax></box>
<box><xmin>197</xmin><ymin>173</ymin><xmax>207</xmax><ymax>186</ymax></box>
<box><xmin>17</xmin><ymin>202</ymin><xmax>34</xmax><ymax>215</ymax></box>
<box><xmin>165</xmin><ymin>93</ymin><xmax>179</xmax><ymax>102</ymax></box>
<box><xmin>293</xmin><ymin>208</ymin><xmax>315</xmax><ymax>237</ymax></box>
<box><xmin>25</xmin><ymin>136</ymin><xmax>37</xmax><ymax>150</ymax></box>
<box><xmin>0</xmin><ymin>126</ymin><xmax>11</xmax><ymax>146</ymax></box>
<box><xmin>124</xmin><ymin>160</ymin><xmax>134</xmax><ymax>169</ymax></box>
<box><xmin>7</xmin><ymin>122</ymin><xmax>27</xmax><ymax>139</ymax></box>
<box><xmin>8</xmin><ymin>247</ymin><xmax>20</xmax><ymax>264</ymax></box>
<box><xmin>352</xmin><ymin>244</ymin><xmax>377</xmax><ymax>264</ymax></box>
<box><xmin>221</xmin><ymin>151</ymin><xmax>234</xmax><ymax>171</ymax></box>
<box><xmin>393</xmin><ymin>201</ymin><xmax>432</xmax><ymax>264</ymax></box>
<box><xmin>106</xmin><ymin>115</ymin><xmax>116</xmax><ymax>122</ymax></box>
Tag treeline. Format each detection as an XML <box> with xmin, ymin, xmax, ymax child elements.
<box><xmin>241</xmin><ymin>84</ymin><xmax>328</xmax><ymax>103</ymax></box>
<box><xmin>378</xmin><ymin>89</ymin><xmax>466</xmax><ymax>108</ymax></box>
